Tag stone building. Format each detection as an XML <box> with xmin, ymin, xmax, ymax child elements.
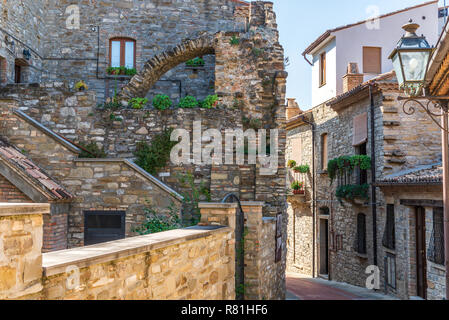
<box><xmin>0</xmin><ymin>1</ymin><xmax>288</xmax><ymax>299</ymax></box>
<box><xmin>286</xmin><ymin>62</ymin><xmax>445</xmax><ymax>299</ymax></box>
<box><xmin>0</xmin><ymin>0</ymin><xmax>248</xmax><ymax>103</ymax></box>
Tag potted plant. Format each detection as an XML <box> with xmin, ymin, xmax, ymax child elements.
<box><xmin>291</xmin><ymin>181</ymin><xmax>304</xmax><ymax>195</ymax></box>
<box><xmin>74</xmin><ymin>80</ymin><xmax>88</xmax><ymax>91</ymax></box>
<box><xmin>287</xmin><ymin>160</ymin><xmax>296</xmax><ymax>169</ymax></box>
<box><xmin>293</xmin><ymin>164</ymin><xmax>310</xmax><ymax>174</ymax></box>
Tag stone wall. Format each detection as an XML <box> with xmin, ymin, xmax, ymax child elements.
<box><xmin>65</xmin><ymin>159</ymin><xmax>182</xmax><ymax>247</ymax></box>
<box><xmin>0</xmin><ymin>203</ymin><xmax>49</xmax><ymax>299</ymax></box>
<box><xmin>382</xmin><ymin>185</ymin><xmax>444</xmax><ymax>300</ymax></box>
<box><xmin>41</xmin><ymin>226</ymin><xmax>234</xmax><ymax>300</ymax></box>
<box><xmin>199</xmin><ymin>202</ymin><xmax>284</xmax><ymax>300</ymax></box>
<box><xmin>40</xmin><ymin>0</ymin><xmax>246</xmax><ymax>102</ymax></box>
<box><xmin>0</xmin><ymin>203</ymin><xmax>235</xmax><ymax>300</ymax></box>
<box><xmin>0</xmin><ymin>0</ymin><xmax>45</xmax><ymax>84</ymax></box>
<box><xmin>0</xmin><ymin>174</ymin><xmax>32</xmax><ymax>203</ymax></box>
<box><xmin>286</xmin><ymin>81</ymin><xmax>445</xmax><ymax>299</ymax></box>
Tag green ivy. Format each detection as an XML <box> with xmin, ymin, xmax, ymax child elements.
<box><xmin>134</xmin><ymin>129</ymin><xmax>177</xmax><ymax>175</ymax></box>
<box><xmin>328</xmin><ymin>155</ymin><xmax>371</xmax><ymax>184</ymax></box>
<box><xmin>152</xmin><ymin>94</ymin><xmax>173</xmax><ymax>110</ymax></box>
<box><xmin>133</xmin><ymin>201</ymin><xmax>181</xmax><ymax>235</ymax></box>
<box><xmin>176</xmin><ymin>172</ymin><xmax>211</xmax><ymax>226</ymax></box>
<box><xmin>78</xmin><ymin>142</ymin><xmax>107</xmax><ymax>159</ymax></box>
<box><xmin>178</xmin><ymin>96</ymin><xmax>199</xmax><ymax>108</ymax></box>
<box><xmin>336</xmin><ymin>184</ymin><xmax>369</xmax><ymax>204</ymax></box>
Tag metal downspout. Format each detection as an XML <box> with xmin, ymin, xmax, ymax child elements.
<box><xmin>369</xmin><ymin>84</ymin><xmax>378</xmax><ymax>266</ymax></box>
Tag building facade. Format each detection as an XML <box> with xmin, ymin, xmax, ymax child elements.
<box><xmin>286</xmin><ymin>65</ymin><xmax>445</xmax><ymax>299</ymax></box>
<box><xmin>303</xmin><ymin>1</ymin><xmax>439</xmax><ymax>107</ymax></box>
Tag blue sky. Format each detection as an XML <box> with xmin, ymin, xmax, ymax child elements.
<box><xmin>272</xmin><ymin>0</ymin><xmax>446</xmax><ymax>108</ymax></box>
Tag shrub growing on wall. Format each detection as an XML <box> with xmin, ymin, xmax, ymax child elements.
<box><xmin>129</xmin><ymin>97</ymin><xmax>149</xmax><ymax>110</ymax></box>
<box><xmin>201</xmin><ymin>94</ymin><xmax>219</xmax><ymax>109</ymax></box>
<box><xmin>178</xmin><ymin>96</ymin><xmax>199</xmax><ymax>108</ymax></box>
<box><xmin>152</xmin><ymin>94</ymin><xmax>173</xmax><ymax>110</ymax></box>
<box><xmin>134</xmin><ymin>129</ymin><xmax>177</xmax><ymax>175</ymax></box>
<box><xmin>78</xmin><ymin>142</ymin><xmax>107</xmax><ymax>158</ymax></box>
<box><xmin>133</xmin><ymin>201</ymin><xmax>181</xmax><ymax>235</ymax></box>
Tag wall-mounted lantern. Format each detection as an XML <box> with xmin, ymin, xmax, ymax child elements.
<box><xmin>23</xmin><ymin>49</ymin><xmax>31</xmax><ymax>60</ymax></box>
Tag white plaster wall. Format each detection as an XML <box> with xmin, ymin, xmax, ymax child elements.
<box><xmin>310</xmin><ymin>2</ymin><xmax>439</xmax><ymax>107</ymax></box>
<box><xmin>311</xmin><ymin>38</ymin><xmax>337</xmax><ymax>107</ymax></box>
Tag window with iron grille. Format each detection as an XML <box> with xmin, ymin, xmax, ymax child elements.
<box><xmin>382</xmin><ymin>204</ymin><xmax>396</xmax><ymax>250</ymax></box>
<box><xmin>428</xmin><ymin>207</ymin><xmax>445</xmax><ymax>265</ymax></box>
<box><xmin>356</xmin><ymin>213</ymin><xmax>367</xmax><ymax>254</ymax></box>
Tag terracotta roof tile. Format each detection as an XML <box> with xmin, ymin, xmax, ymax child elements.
<box><xmin>0</xmin><ymin>138</ymin><xmax>74</xmax><ymax>201</ymax></box>
<box><xmin>377</xmin><ymin>163</ymin><xmax>443</xmax><ymax>185</ymax></box>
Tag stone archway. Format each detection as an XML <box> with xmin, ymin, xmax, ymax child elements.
<box><xmin>120</xmin><ymin>35</ymin><xmax>216</xmax><ymax>100</ymax></box>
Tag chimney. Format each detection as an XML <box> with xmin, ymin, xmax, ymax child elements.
<box><xmin>342</xmin><ymin>63</ymin><xmax>364</xmax><ymax>93</ymax></box>
<box><xmin>286</xmin><ymin>98</ymin><xmax>302</xmax><ymax>120</ymax></box>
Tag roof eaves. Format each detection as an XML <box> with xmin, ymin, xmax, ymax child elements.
<box><xmin>303</xmin><ymin>0</ymin><xmax>438</xmax><ymax>56</ymax></box>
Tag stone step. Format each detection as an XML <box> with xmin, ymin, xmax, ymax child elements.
<box><xmin>381</xmin><ymin>106</ymin><xmax>399</xmax><ymax>114</ymax></box>
<box><xmin>383</xmin><ymin>120</ymin><xmax>400</xmax><ymax>127</ymax></box>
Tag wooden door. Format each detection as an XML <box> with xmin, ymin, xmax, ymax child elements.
<box><xmin>14</xmin><ymin>64</ymin><xmax>21</xmax><ymax>83</ymax></box>
<box><xmin>415</xmin><ymin>207</ymin><xmax>427</xmax><ymax>299</ymax></box>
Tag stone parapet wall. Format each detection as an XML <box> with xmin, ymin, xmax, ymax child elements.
<box><xmin>41</xmin><ymin>226</ymin><xmax>234</xmax><ymax>300</ymax></box>
<box><xmin>199</xmin><ymin>202</ymin><xmax>284</xmax><ymax>300</ymax></box>
<box><xmin>0</xmin><ymin>203</ymin><xmax>49</xmax><ymax>299</ymax></box>
<box><xmin>0</xmin><ymin>203</ymin><xmax>235</xmax><ymax>300</ymax></box>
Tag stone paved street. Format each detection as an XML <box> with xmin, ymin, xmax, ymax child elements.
<box><xmin>286</xmin><ymin>273</ymin><xmax>397</xmax><ymax>300</ymax></box>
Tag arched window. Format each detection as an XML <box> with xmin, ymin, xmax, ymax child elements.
<box><xmin>109</xmin><ymin>38</ymin><xmax>136</xmax><ymax>69</ymax></box>
<box><xmin>356</xmin><ymin>213</ymin><xmax>367</xmax><ymax>254</ymax></box>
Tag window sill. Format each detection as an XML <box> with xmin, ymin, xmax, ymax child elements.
<box><xmin>429</xmin><ymin>262</ymin><xmax>446</xmax><ymax>272</ymax></box>
<box><xmin>383</xmin><ymin>247</ymin><xmax>396</xmax><ymax>255</ymax></box>
<box><xmin>319</xmin><ymin>170</ymin><xmax>328</xmax><ymax>175</ymax></box>
<box><xmin>356</xmin><ymin>252</ymin><xmax>368</xmax><ymax>259</ymax></box>
<box><xmin>105</xmin><ymin>75</ymin><xmax>133</xmax><ymax>79</ymax></box>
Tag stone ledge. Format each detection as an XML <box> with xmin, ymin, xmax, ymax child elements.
<box><xmin>42</xmin><ymin>226</ymin><xmax>231</xmax><ymax>277</ymax></box>
<box><xmin>198</xmin><ymin>202</ymin><xmax>239</xmax><ymax>209</ymax></box>
<box><xmin>0</xmin><ymin>203</ymin><xmax>50</xmax><ymax>216</ymax></box>
<box><xmin>74</xmin><ymin>158</ymin><xmax>184</xmax><ymax>201</ymax></box>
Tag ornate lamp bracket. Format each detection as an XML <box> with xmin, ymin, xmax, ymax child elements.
<box><xmin>398</xmin><ymin>95</ymin><xmax>449</xmax><ymax>132</ymax></box>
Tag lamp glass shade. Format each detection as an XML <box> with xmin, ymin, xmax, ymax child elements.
<box><xmin>399</xmin><ymin>50</ymin><xmax>430</xmax><ymax>82</ymax></box>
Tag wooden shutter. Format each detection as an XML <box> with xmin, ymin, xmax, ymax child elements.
<box><xmin>353</xmin><ymin>112</ymin><xmax>368</xmax><ymax>146</ymax></box>
<box><xmin>382</xmin><ymin>204</ymin><xmax>396</xmax><ymax>250</ymax></box>
<box><xmin>357</xmin><ymin>213</ymin><xmax>367</xmax><ymax>254</ymax></box>
<box><xmin>290</xmin><ymin>137</ymin><xmax>302</xmax><ymax>163</ymax></box>
<box><xmin>321</xmin><ymin>133</ymin><xmax>328</xmax><ymax>171</ymax></box>
<box><xmin>363</xmin><ymin>47</ymin><xmax>381</xmax><ymax>74</ymax></box>
<box><xmin>320</xmin><ymin>52</ymin><xmax>326</xmax><ymax>86</ymax></box>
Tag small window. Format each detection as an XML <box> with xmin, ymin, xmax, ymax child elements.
<box><xmin>363</xmin><ymin>47</ymin><xmax>381</xmax><ymax>74</ymax></box>
<box><xmin>319</xmin><ymin>52</ymin><xmax>326</xmax><ymax>86</ymax></box>
<box><xmin>109</xmin><ymin>38</ymin><xmax>136</xmax><ymax>69</ymax></box>
<box><xmin>356</xmin><ymin>213</ymin><xmax>367</xmax><ymax>254</ymax></box>
<box><xmin>382</xmin><ymin>204</ymin><xmax>396</xmax><ymax>250</ymax></box>
<box><xmin>428</xmin><ymin>207</ymin><xmax>445</xmax><ymax>265</ymax></box>
<box><xmin>321</xmin><ymin>133</ymin><xmax>328</xmax><ymax>171</ymax></box>
<box><xmin>320</xmin><ymin>207</ymin><xmax>330</xmax><ymax>216</ymax></box>
<box><xmin>0</xmin><ymin>56</ymin><xmax>6</xmax><ymax>84</ymax></box>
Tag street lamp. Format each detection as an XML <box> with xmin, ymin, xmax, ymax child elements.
<box><xmin>390</xmin><ymin>20</ymin><xmax>449</xmax><ymax>300</ymax></box>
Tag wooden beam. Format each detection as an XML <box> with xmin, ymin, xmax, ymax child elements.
<box><xmin>400</xmin><ymin>199</ymin><xmax>443</xmax><ymax>208</ymax></box>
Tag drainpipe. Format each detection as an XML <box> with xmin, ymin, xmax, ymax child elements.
<box><xmin>369</xmin><ymin>84</ymin><xmax>378</xmax><ymax>266</ymax></box>
<box><xmin>301</xmin><ymin>115</ymin><xmax>316</xmax><ymax>277</ymax></box>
